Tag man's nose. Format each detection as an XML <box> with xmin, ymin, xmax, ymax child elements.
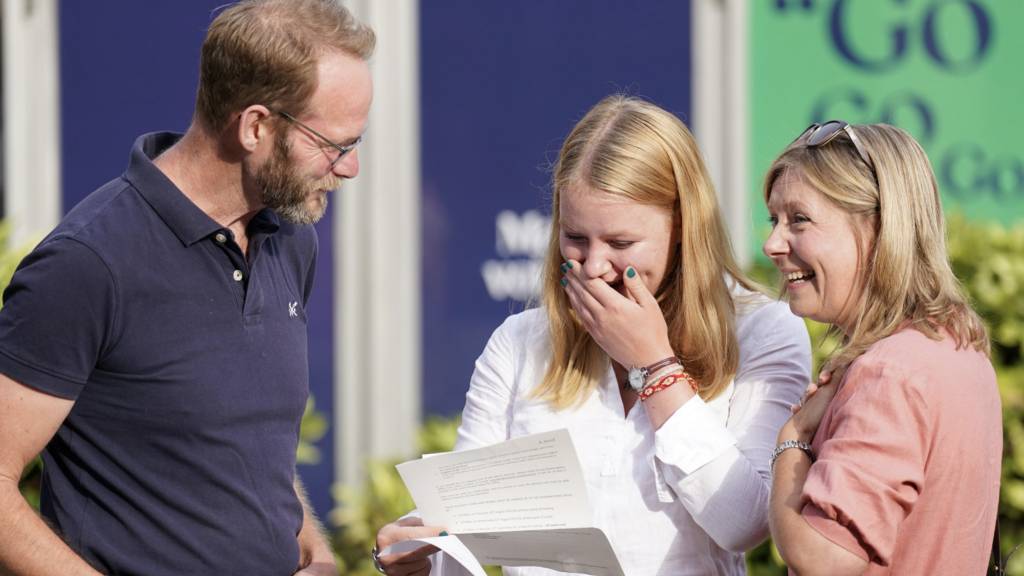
<box><xmin>332</xmin><ymin>148</ymin><xmax>359</xmax><ymax>179</ymax></box>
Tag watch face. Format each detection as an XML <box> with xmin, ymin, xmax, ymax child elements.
<box><xmin>628</xmin><ymin>367</ymin><xmax>645</xmax><ymax>391</ymax></box>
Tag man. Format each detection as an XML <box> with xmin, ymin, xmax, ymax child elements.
<box><xmin>0</xmin><ymin>1</ymin><xmax>373</xmax><ymax>574</ymax></box>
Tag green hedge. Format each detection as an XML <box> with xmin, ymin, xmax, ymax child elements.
<box><xmin>947</xmin><ymin>215</ymin><xmax>1024</xmax><ymax>574</ymax></box>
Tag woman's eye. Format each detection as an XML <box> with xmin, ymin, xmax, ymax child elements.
<box><xmin>793</xmin><ymin>213</ymin><xmax>811</xmax><ymax>224</ymax></box>
<box><xmin>768</xmin><ymin>215</ymin><xmax>778</xmax><ymax>227</ymax></box>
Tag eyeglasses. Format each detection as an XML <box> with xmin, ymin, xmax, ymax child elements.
<box><xmin>276</xmin><ymin>110</ymin><xmax>362</xmax><ymax>168</ymax></box>
<box><xmin>793</xmin><ymin>120</ymin><xmax>874</xmax><ymax>174</ymax></box>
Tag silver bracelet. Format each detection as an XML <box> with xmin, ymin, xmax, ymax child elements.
<box><xmin>769</xmin><ymin>439</ymin><xmax>815</xmax><ymax>473</ymax></box>
<box><xmin>371</xmin><ymin>544</ymin><xmax>386</xmax><ymax>574</ymax></box>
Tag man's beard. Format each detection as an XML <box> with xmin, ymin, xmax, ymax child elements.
<box><xmin>254</xmin><ymin>134</ymin><xmax>341</xmax><ymax>225</ymax></box>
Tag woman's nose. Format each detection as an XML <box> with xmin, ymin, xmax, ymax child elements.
<box><xmin>762</xmin><ymin>225</ymin><xmax>789</xmax><ymax>260</ymax></box>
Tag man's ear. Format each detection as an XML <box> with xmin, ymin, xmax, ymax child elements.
<box><xmin>236</xmin><ymin>105</ymin><xmax>274</xmax><ymax>152</ymax></box>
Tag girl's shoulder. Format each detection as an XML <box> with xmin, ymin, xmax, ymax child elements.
<box><xmin>486</xmin><ymin>306</ymin><xmax>552</xmax><ymax>356</ymax></box>
<box><xmin>731</xmin><ymin>283</ymin><xmax>808</xmax><ymax>349</ymax></box>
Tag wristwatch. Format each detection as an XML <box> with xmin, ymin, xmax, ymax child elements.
<box><xmin>627</xmin><ymin>356</ymin><xmax>681</xmax><ymax>391</ymax></box>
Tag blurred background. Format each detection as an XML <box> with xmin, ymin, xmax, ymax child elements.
<box><xmin>5</xmin><ymin>0</ymin><xmax>1022</xmax><ymax>573</ymax></box>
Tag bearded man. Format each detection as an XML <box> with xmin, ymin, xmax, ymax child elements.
<box><xmin>0</xmin><ymin>1</ymin><xmax>373</xmax><ymax>574</ymax></box>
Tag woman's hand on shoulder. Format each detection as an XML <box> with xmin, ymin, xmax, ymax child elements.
<box><xmin>374</xmin><ymin>516</ymin><xmax>447</xmax><ymax>575</ymax></box>
<box><xmin>561</xmin><ymin>260</ymin><xmax>674</xmax><ymax>368</ymax></box>
<box><xmin>785</xmin><ymin>369</ymin><xmax>837</xmax><ymax>443</ymax></box>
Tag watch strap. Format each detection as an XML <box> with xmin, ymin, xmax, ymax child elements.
<box><xmin>643</xmin><ymin>356</ymin><xmax>682</xmax><ymax>377</ymax></box>
<box><xmin>769</xmin><ymin>440</ymin><xmax>815</xmax><ymax>473</ymax></box>
<box><xmin>628</xmin><ymin>355</ymin><xmax>682</xmax><ymax>391</ymax></box>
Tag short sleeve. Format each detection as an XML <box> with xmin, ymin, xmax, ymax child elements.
<box><xmin>801</xmin><ymin>358</ymin><xmax>928</xmax><ymax>565</ymax></box>
<box><xmin>0</xmin><ymin>237</ymin><xmax>118</xmax><ymax>399</ymax></box>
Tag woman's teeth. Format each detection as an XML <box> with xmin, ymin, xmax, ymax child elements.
<box><xmin>786</xmin><ymin>270</ymin><xmax>815</xmax><ymax>282</ymax></box>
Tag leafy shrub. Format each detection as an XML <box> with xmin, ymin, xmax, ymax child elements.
<box><xmin>298</xmin><ymin>396</ymin><xmax>329</xmax><ymax>465</ymax></box>
<box><xmin>945</xmin><ymin>215</ymin><xmax>1024</xmax><ymax>574</ymax></box>
<box><xmin>328</xmin><ymin>417</ymin><xmax>503</xmax><ymax>575</ymax></box>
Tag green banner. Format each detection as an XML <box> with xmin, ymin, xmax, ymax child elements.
<box><xmin>750</xmin><ymin>0</ymin><xmax>1024</xmax><ymax>256</ymax></box>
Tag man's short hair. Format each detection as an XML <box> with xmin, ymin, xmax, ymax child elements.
<box><xmin>195</xmin><ymin>0</ymin><xmax>375</xmax><ymax>133</ymax></box>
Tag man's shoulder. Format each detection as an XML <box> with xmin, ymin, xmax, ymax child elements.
<box><xmin>49</xmin><ymin>176</ymin><xmax>146</xmax><ymax>251</ymax></box>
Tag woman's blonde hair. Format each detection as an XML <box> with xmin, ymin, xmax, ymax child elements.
<box><xmin>763</xmin><ymin>123</ymin><xmax>989</xmax><ymax>379</ymax></box>
<box><xmin>535</xmin><ymin>95</ymin><xmax>758</xmax><ymax>409</ymax></box>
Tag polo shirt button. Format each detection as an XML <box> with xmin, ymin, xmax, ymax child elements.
<box><xmin>232</xmin><ymin>270</ymin><xmax>243</xmax><ymax>282</ymax></box>
<box><xmin>215</xmin><ymin>232</ymin><xmax>228</xmax><ymax>244</ymax></box>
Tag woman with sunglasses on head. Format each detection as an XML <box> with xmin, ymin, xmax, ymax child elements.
<box><xmin>763</xmin><ymin>121</ymin><xmax>1002</xmax><ymax>575</ymax></box>
<box><xmin>374</xmin><ymin>95</ymin><xmax>810</xmax><ymax>575</ymax></box>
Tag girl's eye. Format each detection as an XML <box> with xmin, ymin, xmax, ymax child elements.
<box><xmin>564</xmin><ymin>233</ymin><xmax>586</xmax><ymax>243</ymax></box>
<box><xmin>609</xmin><ymin>241</ymin><xmax>635</xmax><ymax>249</ymax></box>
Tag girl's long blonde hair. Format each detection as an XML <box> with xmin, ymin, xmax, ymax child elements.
<box><xmin>764</xmin><ymin>123</ymin><xmax>989</xmax><ymax>380</ymax></box>
<box><xmin>535</xmin><ymin>95</ymin><xmax>758</xmax><ymax>409</ymax></box>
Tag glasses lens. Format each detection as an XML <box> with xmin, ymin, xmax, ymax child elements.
<box><xmin>806</xmin><ymin>121</ymin><xmax>846</xmax><ymax>146</ymax></box>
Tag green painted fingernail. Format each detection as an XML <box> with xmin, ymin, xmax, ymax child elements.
<box><xmin>566</xmin><ymin>261</ymin><xmax>573</xmax><ymax>269</ymax></box>
<box><xmin>560</xmin><ymin>263</ymin><xmax>568</xmax><ymax>273</ymax></box>
<box><xmin>560</xmin><ymin>277</ymin><xmax>568</xmax><ymax>287</ymax></box>
<box><xmin>626</xmin><ymin>267</ymin><xmax>636</xmax><ymax>278</ymax></box>
<box><xmin>440</xmin><ymin>531</ymin><xmax>449</xmax><ymax>536</ymax></box>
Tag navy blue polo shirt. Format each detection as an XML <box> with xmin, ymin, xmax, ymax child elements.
<box><xmin>0</xmin><ymin>133</ymin><xmax>317</xmax><ymax>574</ymax></box>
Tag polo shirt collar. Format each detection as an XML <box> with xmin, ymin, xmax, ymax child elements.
<box><xmin>125</xmin><ymin>132</ymin><xmax>237</xmax><ymax>246</ymax></box>
<box><xmin>249</xmin><ymin>207</ymin><xmax>281</xmax><ymax>236</ymax></box>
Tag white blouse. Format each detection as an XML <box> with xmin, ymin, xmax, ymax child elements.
<box><xmin>434</xmin><ymin>288</ymin><xmax>810</xmax><ymax>575</ymax></box>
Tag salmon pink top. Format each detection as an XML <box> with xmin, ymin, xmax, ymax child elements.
<box><xmin>801</xmin><ymin>328</ymin><xmax>1001</xmax><ymax>575</ymax></box>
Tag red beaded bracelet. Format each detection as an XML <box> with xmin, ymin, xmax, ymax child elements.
<box><xmin>639</xmin><ymin>370</ymin><xmax>698</xmax><ymax>401</ymax></box>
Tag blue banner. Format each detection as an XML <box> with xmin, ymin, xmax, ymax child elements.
<box><xmin>420</xmin><ymin>0</ymin><xmax>693</xmax><ymax>416</ymax></box>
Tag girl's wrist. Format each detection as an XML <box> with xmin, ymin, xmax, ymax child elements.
<box><xmin>632</xmin><ymin>343</ymin><xmax>676</xmax><ymax>369</ymax></box>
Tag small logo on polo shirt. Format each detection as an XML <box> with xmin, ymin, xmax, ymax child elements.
<box><xmin>288</xmin><ymin>302</ymin><xmax>299</xmax><ymax>318</ymax></box>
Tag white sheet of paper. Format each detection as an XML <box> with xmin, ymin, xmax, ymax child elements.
<box><xmin>397</xmin><ymin>429</ymin><xmax>591</xmax><ymax>532</ymax></box>
<box><xmin>383</xmin><ymin>536</ymin><xmax>488</xmax><ymax>576</ymax></box>
<box><xmin>459</xmin><ymin>528</ymin><xmax>624</xmax><ymax>576</ymax></box>
<box><xmin>395</xmin><ymin>429</ymin><xmax>625</xmax><ymax>576</ymax></box>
